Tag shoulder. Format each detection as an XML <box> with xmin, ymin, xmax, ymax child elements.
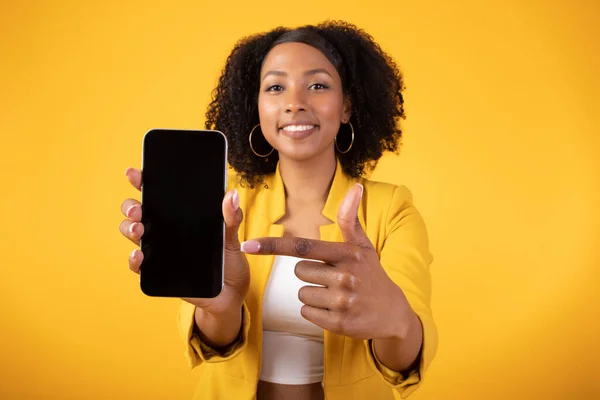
<box><xmin>358</xmin><ymin>176</ymin><xmax>415</xmax><ymax>214</ymax></box>
<box><xmin>359</xmin><ymin>177</ymin><xmax>432</xmax><ymax>264</ymax></box>
<box><xmin>358</xmin><ymin>176</ymin><xmax>427</xmax><ymax>241</ymax></box>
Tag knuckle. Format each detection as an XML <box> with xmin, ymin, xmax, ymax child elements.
<box><xmin>335</xmin><ymin>271</ymin><xmax>356</xmax><ymax>290</ymax></box>
<box><xmin>346</xmin><ymin>292</ymin><xmax>358</xmax><ymax>309</ymax></box>
<box><xmin>337</xmin><ymin>211</ymin><xmax>352</xmax><ymax>225</ymax></box>
<box><xmin>224</xmin><ymin>229</ymin><xmax>241</xmax><ymax>248</ymax></box>
<box><xmin>224</xmin><ymin>242</ymin><xmax>240</xmax><ymax>253</ymax></box>
<box><xmin>261</xmin><ymin>240</ymin><xmax>277</xmax><ymax>254</ymax></box>
<box><xmin>294</xmin><ymin>238</ymin><xmax>312</xmax><ymax>256</ymax></box>
<box><xmin>334</xmin><ymin>293</ymin><xmax>350</xmax><ymax>310</ymax></box>
<box><xmin>343</xmin><ymin>244</ymin><xmax>362</xmax><ymax>262</ymax></box>
<box><xmin>224</xmin><ymin>216</ymin><xmax>239</xmax><ymax>229</ymax></box>
<box><xmin>351</xmin><ymin>248</ymin><xmax>364</xmax><ymax>263</ymax></box>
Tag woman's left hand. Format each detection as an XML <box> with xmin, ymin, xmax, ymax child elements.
<box><xmin>241</xmin><ymin>184</ymin><xmax>415</xmax><ymax>341</ymax></box>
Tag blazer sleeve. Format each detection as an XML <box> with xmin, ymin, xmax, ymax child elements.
<box><xmin>177</xmin><ymin>301</ymin><xmax>251</xmax><ymax>368</ymax></box>
<box><xmin>364</xmin><ymin>184</ymin><xmax>438</xmax><ymax>398</ymax></box>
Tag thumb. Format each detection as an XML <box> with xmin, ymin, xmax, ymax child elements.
<box><xmin>337</xmin><ymin>183</ymin><xmax>371</xmax><ymax>247</ymax></box>
<box><xmin>223</xmin><ymin>189</ymin><xmax>243</xmax><ymax>251</ymax></box>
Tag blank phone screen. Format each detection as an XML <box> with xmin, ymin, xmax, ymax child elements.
<box><xmin>140</xmin><ymin>129</ymin><xmax>227</xmax><ymax>298</ymax></box>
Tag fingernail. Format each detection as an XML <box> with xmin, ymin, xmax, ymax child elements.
<box><xmin>129</xmin><ymin>222</ymin><xmax>137</xmax><ymax>236</ymax></box>
<box><xmin>240</xmin><ymin>240</ymin><xmax>260</xmax><ymax>253</ymax></box>
<box><xmin>356</xmin><ymin>183</ymin><xmax>364</xmax><ymax>199</ymax></box>
<box><xmin>126</xmin><ymin>204</ymin><xmax>136</xmax><ymax>218</ymax></box>
<box><xmin>232</xmin><ymin>189</ymin><xmax>239</xmax><ymax>210</ymax></box>
<box><xmin>130</xmin><ymin>249</ymin><xmax>137</xmax><ymax>260</ymax></box>
<box><xmin>124</xmin><ymin>167</ymin><xmax>132</xmax><ymax>177</ymax></box>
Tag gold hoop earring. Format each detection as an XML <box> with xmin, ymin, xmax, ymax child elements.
<box><xmin>249</xmin><ymin>124</ymin><xmax>274</xmax><ymax>158</ymax></box>
<box><xmin>335</xmin><ymin>122</ymin><xmax>354</xmax><ymax>154</ymax></box>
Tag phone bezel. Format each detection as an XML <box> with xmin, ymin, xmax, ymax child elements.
<box><xmin>139</xmin><ymin>128</ymin><xmax>228</xmax><ymax>298</ymax></box>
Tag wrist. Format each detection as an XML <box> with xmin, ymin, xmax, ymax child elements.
<box><xmin>373</xmin><ymin>306</ymin><xmax>423</xmax><ymax>373</ymax></box>
<box><xmin>194</xmin><ymin>306</ymin><xmax>243</xmax><ymax>348</ymax></box>
<box><xmin>201</xmin><ymin>303</ymin><xmax>243</xmax><ymax>322</ymax></box>
<box><xmin>386</xmin><ymin>288</ymin><xmax>417</xmax><ymax>341</ymax></box>
<box><xmin>391</xmin><ymin>309</ymin><xmax>420</xmax><ymax>341</ymax></box>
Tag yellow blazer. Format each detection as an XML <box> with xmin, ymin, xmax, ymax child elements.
<box><xmin>177</xmin><ymin>159</ymin><xmax>437</xmax><ymax>399</ymax></box>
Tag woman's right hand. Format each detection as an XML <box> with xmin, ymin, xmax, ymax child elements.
<box><xmin>119</xmin><ymin>167</ymin><xmax>250</xmax><ymax>317</ymax></box>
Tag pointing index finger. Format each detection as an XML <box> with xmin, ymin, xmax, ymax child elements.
<box><xmin>241</xmin><ymin>237</ymin><xmax>355</xmax><ymax>264</ymax></box>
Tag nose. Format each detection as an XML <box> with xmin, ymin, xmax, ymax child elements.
<box><xmin>284</xmin><ymin>86</ymin><xmax>307</xmax><ymax>113</ymax></box>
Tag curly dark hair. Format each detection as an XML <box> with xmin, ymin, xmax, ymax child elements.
<box><xmin>205</xmin><ymin>20</ymin><xmax>405</xmax><ymax>187</ymax></box>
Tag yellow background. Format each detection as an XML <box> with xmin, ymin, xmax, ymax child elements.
<box><xmin>1</xmin><ymin>0</ymin><xmax>598</xmax><ymax>399</ymax></box>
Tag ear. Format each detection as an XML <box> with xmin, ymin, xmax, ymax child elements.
<box><xmin>341</xmin><ymin>96</ymin><xmax>352</xmax><ymax>123</ymax></box>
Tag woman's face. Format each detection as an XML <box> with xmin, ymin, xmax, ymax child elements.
<box><xmin>258</xmin><ymin>42</ymin><xmax>351</xmax><ymax>162</ymax></box>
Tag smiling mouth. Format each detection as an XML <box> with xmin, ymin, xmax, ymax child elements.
<box><xmin>279</xmin><ymin>124</ymin><xmax>318</xmax><ymax>140</ymax></box>
<box><xmin>281</xmin><ymin>124</ymin><xmax>317</xmax><ymax>132</ymax></box>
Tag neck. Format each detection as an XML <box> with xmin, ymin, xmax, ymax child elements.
<box><xmin>278</xmin><ymin>150</ymin><xmax>337</xmax><ymax>203</ymax></box>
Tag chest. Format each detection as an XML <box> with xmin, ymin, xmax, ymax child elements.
<box><xmin>275</xmin><ymin>200</ymin><xmax>333</xmax><ymax>240</ymax></box>
<box><xmin>235</xmin><ymin>187</ymin><xmax>393</xmax><ymax>389</ymax></box>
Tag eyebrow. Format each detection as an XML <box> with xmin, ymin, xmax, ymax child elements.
<box><xmin>261</xmin><ymin>68</ymin><xmax>333</xmax><ymax>81</ymax></box>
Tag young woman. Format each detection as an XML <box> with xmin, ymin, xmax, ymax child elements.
<box><xmin>120</xmin><ymin>21</ymin><xmax>437</xmax><ymax>400</ymax></box>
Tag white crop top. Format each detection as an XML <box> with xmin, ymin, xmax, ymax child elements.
<box><xmin>260</xmin><ymin>255</ymin><xmax>324</xmax><ymax>385</ymax></box>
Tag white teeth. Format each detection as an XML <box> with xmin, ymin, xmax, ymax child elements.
<box><xmin>282</xmin><ymin>125</ymin><xmax>315</xmax><ymax>132</ymax></box>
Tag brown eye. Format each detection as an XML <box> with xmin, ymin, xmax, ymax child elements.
<box><xmin>309</xmin><ymin>83</ymin><xmax>328</xmax><ymax>90</ymax></box>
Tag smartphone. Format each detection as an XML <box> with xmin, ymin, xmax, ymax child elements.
<box><xmin>139</xmin><ymin>129</ymin><xmax>227</xmax><ymax>298</ymax></box>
